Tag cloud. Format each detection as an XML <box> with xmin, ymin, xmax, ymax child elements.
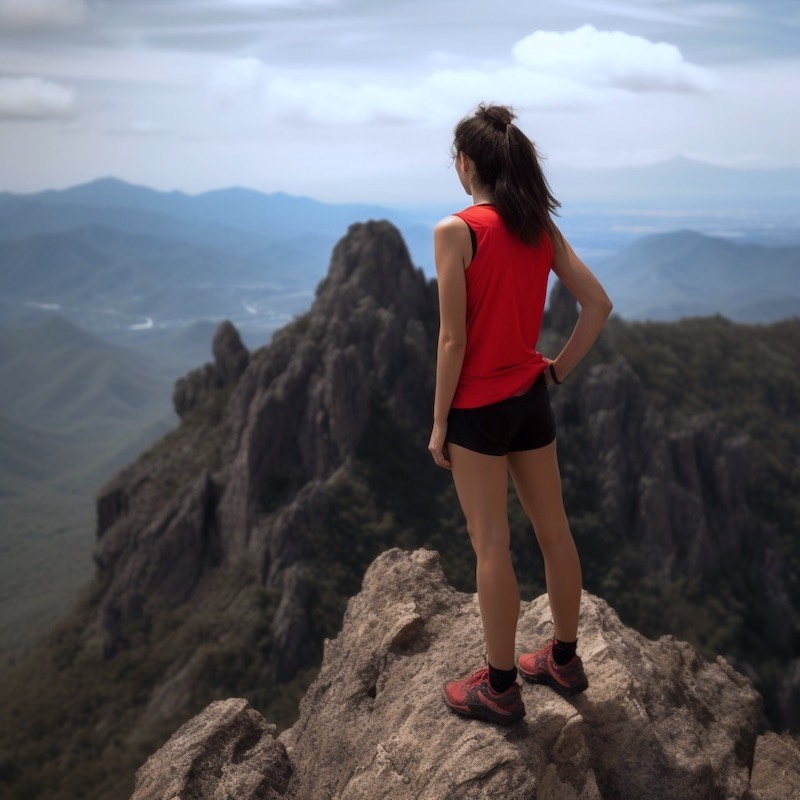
<box><xmin>562</xmin><ymin>0</ymin><xmax>752</xmax><ymax>27</ymax></box>
<box><xmin>511</xmin><ymin>24</ymin><xmax>715</xmax><ymax>91</ymax></box>
<box><xmin>222</xmin><ymin>0</ymin><xmax>338</xmax><ymax>6</ymax></box>
<box><xmin>209</xmin><ymin>57</ymin><xmax>267</xmax><ymax>105</ymax></box>
<box><xmin>264</xmin><ymin>68</ymin><xmax>604</xmax><ymax>125</ymax></box>
<box><xmin>254</xmin><ymin>24</ymin><xmax>715</xmax><ymax>125</ymax></box>
<box><xmin>0</xmin><ymin>0</ymin><xmax>87</xmax><ymax>29</ymax></box>
<box><xmin>104</xmin><ymin>119</ymin><xmax>168</xmax><ymax>137</ymax></box>
<box><xmin>0</xmin><ymin>76</ymin><xmax>75</xmax><ymax>118</ymax></box>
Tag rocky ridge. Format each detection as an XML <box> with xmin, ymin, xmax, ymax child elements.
<box><xmin>130</xmin><ymin>548</ymin><xmax>800</xmax><ymax>800</ymax></box>
<box><xmin>88</xmin><ymin>217</ymin><xmax>795</xmax><ymax>728</ymax></box>
<box><xmin>90</xmin><ymin>220</ymin><xmax>439</xmax><ymax>676</ymax></box>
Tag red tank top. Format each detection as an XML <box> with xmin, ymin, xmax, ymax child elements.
<box><xmin>449</xmin><ymin>203</ymin><xmax>554</xmax><ymax>409</ymax></box>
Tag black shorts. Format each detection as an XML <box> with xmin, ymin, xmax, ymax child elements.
<box><xmin>445</xmin><ymin>372</ymin><xmax>556</xmax><ymax>456</ymax></box>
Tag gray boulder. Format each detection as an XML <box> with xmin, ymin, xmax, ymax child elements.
<box><xmin>750</xmin><ymin>730</ymin><xmax>800</xmax><ymax>800</ymax></box>
<box><xmin>131</xmin><ymin>697</ymin><xmax>290</xmax><ymax>800</ymax></box>
<box><xmin>132</xmin><ymin>547</ymin><xmax>799</xmax><ymax>800</ymax></box>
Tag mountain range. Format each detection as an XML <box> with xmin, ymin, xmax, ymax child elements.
<box><xmin>597</xmin><ymin>229</ymin><xmax>800</xmax><ymax>321</ymax></box>
<box><xmin>1</xmin><ymin>175</ymin><xmax>798</xmax><ymax>662</ymax></box>
<box><xmin>553</xmin><ymin>155</ymin><xmax>800</xmax><ymax>207</ymax></box>
<box><xmin>2</xmin><ymin>172</ymin><xmax>798</xmax><ymax>653</ymax></box>
<box><xmin>1</xmin><ymin>176</ymin><xmax>797</xmax><ymax>345</ymax></box>
<box><xmin>0</xmin><ymin>218</ymin><xmax>797</xmax><ymax>800</ymax></box>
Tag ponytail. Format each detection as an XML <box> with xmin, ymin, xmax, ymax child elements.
<box><xmin>451</xmin><ymin>103</ymin><xmax>562</xmax><ymax>248</ymax></box>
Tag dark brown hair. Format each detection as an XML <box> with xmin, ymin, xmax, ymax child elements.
<box><xmin>451</xmin><ymin>103</ymin><xmax>562</xmax><ymax>247</ymax></box>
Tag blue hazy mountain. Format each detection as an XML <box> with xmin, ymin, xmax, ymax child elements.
<box><xmin>0</xmin><ymin>177</ymin><xmax>393</xmax><ymax>237</ymax></box>
<box><xmin>0</xmin><ymin>310</ymin><xmax>180</xmax><ymax>660</ymax></box>
<box><xmin>0</xmin><ymin>177</ymin><xmax>436</xmax><ymax>346</ymax></box>
<box><xmin>553</xmin><ymin>156</ymin><xmax>800</xmax><ymax>206</ymax></box>
<box><xmin>596</xmin><ymin>230</ymin><xmax>800</xmax><ymax>321</ymax></box>
<box><xmin>0</xmin><ymin>311</ymin><xmax>177</xmax><ymax>430</ymax></box>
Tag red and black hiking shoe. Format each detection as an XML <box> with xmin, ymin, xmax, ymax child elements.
<box><xmin>442</xmin><ymin>664</ymin><xmax>526</xmax><ymax>725</ymax></box>
<box><xmin>517</xmin><ymin>639</ymin><xmax>589</xmax><ymax>697</ymax></box>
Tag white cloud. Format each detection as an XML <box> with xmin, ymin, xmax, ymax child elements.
<box><xmin>264</xmin><ymin>67</ymin><xmax>607</xmax><ymax>125</ymax></box>
<box><xmin>0</xmin><ymin>0</ymin><xmax>87</xmax><ymax>29</ymax></box>
<box><xmin>209</xmin><ymin>57</ymin><xmax>267</xmax><ymax>105</ymax></box>
<box><xmin>561</xmin><ymin>0</ymin><xmax>751</xmax><ymax>27</ymax></box>
<box><xmin>512</xmin><ymin>24</ymin><xmax>715</xmax><ymax>92</ymax></box>
<box><xmin>0</xmin><ymin>44</ymin><xmax>218</xmax><ymax>88</ymax></box>
<box><xmin>0</xmin><ymin>76</ymin><xmax>75</xmax><ymax>118</ymax></box>
<box><xmin>223</xmin><ymin>0</ymin><xmax>338</xmax><ymax>6</ymax></box>
<box><xmin>253</xmin><ymin>25</ymin><xmax>714</xmax><ymax>125</ymax></box>
<box><xmin>105</xmin><ymin>119</ymin><xmax>168</xmax><ymax>137</ymax></box>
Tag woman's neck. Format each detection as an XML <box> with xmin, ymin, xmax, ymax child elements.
<box><xmin>470</xmin><ymin>184</ymin><xmax>494</xmax><ymax>205</ymax></box>
<box><xmin>467</xmin><ymin>173</ymin><xmax>494</xmax><ymax>205</ymax></box>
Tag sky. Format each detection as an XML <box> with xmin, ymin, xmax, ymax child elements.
<box><xmin>0</xmin><ymin>0</ymin><xmax>798</xmax><ymax>203</ymax></box>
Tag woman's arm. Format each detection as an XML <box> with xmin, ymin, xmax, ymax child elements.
<box><xmin>548</xmin><ymin>228</ymin><xmax>613</xmax><ymax>383</ymax></box>
<box><xmin>432</xmin><ymin>215</ymin><xmax>471</xmax><ymax>423</ymax></box>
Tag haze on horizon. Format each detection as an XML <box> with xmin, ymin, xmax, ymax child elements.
<box><xmin>1</xmin><ymin>0</ymin><xmax>798</xmax><ymax>204</ymax></box>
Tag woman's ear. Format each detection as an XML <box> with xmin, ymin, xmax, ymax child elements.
<box><xmin>456</xmin><ymin>151</ymin><xmax>472</xmax><ymax>192</ymax></box>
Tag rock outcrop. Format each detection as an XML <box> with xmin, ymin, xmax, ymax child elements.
<box><xmin>750</xmin><ymin>730</ymin><xmax>800</xmax><ymax>800</ymax></box>
<box><xmin>564</xmin><ymin>357</ymin><xmax>794</xmax><ymax>649</ymax></box>
<box><xmin>131</xmin><ymin>698</ymin><xmax>290</xmax><ymax>800</ymax></box>
<box><xmin>91</xmin><ymin>220</ymin><xmax>438</xmax><ymax>670</ymax></box>
<box><xmin>173</xmin><ymin>319</ymin><xmax>250</xmax><ymax>418</ymax></box>
<box><xmin>131</xmin><ymin>548</ymin><xmax>800</xmax><ymax>800</ymax></box>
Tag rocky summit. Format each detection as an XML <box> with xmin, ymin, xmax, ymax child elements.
<box><xmin>130</xmin><ymin>548</ymin><xmax>800</xmax><ymax>800</ymax></box>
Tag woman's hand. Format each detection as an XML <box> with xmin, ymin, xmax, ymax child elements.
<box><xmin>428</xmin><ymin>421</ymin><xmax>452</xmax><ymax>469</ymax></box>
<box><xmin>542</xmin><ymin>357</ymin><xmax>556</xmax><ymax>387</ymax></box>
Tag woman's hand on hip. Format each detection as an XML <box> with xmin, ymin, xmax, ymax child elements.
<box><xmin>428</xmin><ymin>421</ymin><xmax>452</xmax><ymax>469</ymax></box>
<box><xmin>542</xmin><ymin>357</ymin><xmax>555</xmax><ymax>387</ymax></box>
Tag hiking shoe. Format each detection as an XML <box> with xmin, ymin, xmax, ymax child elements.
<box><xmin>442</xmin><ymin>665</ymin><xmax>526</xmax><ymax>725</ymax></box>
<box><xmin>517</xmin><ymin>639</ymin><xmax>589</xmax><ymax>696</ymax></box>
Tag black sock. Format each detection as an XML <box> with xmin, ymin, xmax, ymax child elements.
<box><xmin>552</xmin><ymin>638</ymin><xmax>577</xmax><ymax>666</ymax></box>
<box><xmin>488</xmin><ymin>661</ymin><xmax>518</xmax><ymax>693</ymax></box>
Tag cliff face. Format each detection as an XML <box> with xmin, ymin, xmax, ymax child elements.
<box><xmin>569</xmin><ymin>358</ymin><xmax>793</xmax><ymax>646</ymax></box>
<box><xmin>91</xmin><ymin>220</ymin><xmax>439</xmax><ymax>680</ymax></box>
<box><xmin>129</xmin><ymin>548</ymin><xmax>800</xmax><ymax>800</ymax></box>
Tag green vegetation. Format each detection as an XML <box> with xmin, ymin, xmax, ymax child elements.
<box><xmin>601</xmin><ymin>315</ymin><xmax>800</xmax><ymax>705</ymax></box>
<box><xmin>0</xmin><ymin>556</ymin><xmax>304</xmax><ymax>800</ymax></box>
<box><xmin>605</xmin><ymin>314</ymin><xmax>800</xmax><ymax>575</ymax></box>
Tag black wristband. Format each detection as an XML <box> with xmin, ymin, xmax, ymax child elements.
<box><xmin>549</xmin><ymin>363</ymin><xmax>562</xmax><ymax>385</ymax></box>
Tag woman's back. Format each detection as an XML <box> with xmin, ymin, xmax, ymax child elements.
<box><xmin>449</xmin><ymin>203</ymin><xmax>553</xmax><ymax>409</ymax></box>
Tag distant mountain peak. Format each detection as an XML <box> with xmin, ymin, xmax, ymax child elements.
<box><xmin>314</xmin><ymin>219</ymin><xmax>421</xmax><ymax>309</ymax></box>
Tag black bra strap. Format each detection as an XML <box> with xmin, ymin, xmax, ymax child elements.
<box><xmin>466</xmin><ymin>223</ymin><xmax>477</xmax><ymax>261</ymax></box>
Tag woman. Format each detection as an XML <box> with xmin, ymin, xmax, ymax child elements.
<box><xmin>429</xmin><ymin>103</ymin><xmax>613</xmax><ymax>726</ymax></box>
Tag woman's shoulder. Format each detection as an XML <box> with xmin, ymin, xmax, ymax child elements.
<box><xmin>439</xmin><ymin>204</ymin><xmax>498</xmax><ymax>232</ymax></box>
<box><xmin>452</xmin><ymin>203</ymin><xmax>497</xmax><ymax>220</ymax></box>
<box><xmin>434</xmin><ymin>213</ymin><xmax>471</xmax><ymax>237</ymax></box>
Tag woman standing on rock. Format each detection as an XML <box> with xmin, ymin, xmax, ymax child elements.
<box><xmin>428</xmin><ymin>103</ymin><xmax>613</xmax><ymax>725</ymax></box>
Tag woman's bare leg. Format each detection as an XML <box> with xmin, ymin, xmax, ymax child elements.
<box><xmin>447</xmin><ymin>442</ymin><xmax>519</xmax><ymax>671</ymax></box>
<box><xmin>507</xmin><ymin>439</ymin><xmax>582</xmax><ymax>641</ymax></box>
